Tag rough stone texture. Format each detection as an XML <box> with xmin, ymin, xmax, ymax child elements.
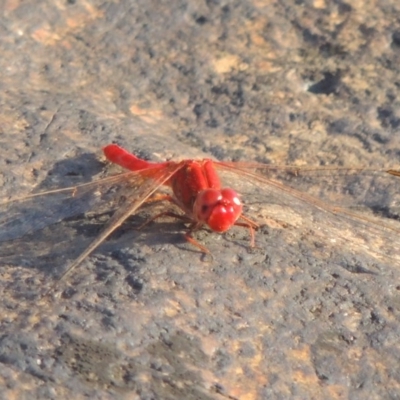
<box><xmin>1</xmin><ymin>1</ymin><xmax>400</xmax><ymax>399</ymax></box>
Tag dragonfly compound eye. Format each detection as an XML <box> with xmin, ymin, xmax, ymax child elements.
<box><xmin>194</xmin><ymin>189</ymin><xmax>243</xmax><ymax>232</ymax></box>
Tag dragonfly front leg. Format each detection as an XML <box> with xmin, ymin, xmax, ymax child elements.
<box><xmin>234</xmin><ymin>214</ymin><xmax>259</xmax><ymax>248</ymax></box>
<box><xmin>185</xmin><ymin>222</ymin><xmax>212</xmax><ymax>255</ymax></box>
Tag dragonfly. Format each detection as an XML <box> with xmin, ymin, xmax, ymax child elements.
<box><xmin>1</xmin><ymin>144</ymin><xmax>400</xmax><ymax>295</ymax></box>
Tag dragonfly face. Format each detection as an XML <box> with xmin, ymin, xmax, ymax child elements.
<box><xmin>193</xmin><ymin>188</ymin><xmax>243</xmax><ymax>232</ymax></box>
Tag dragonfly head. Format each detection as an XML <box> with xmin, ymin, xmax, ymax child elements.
<box><xmin>193</xmin><ymin>188</ymin><xmax>243</xmax><ymax>232</ymax></box>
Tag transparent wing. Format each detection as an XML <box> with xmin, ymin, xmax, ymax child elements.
<box><xmin>44</xmin><ymin>162</ymin><xmax>183</xmax><ymax>291</ymax></box>
<box><xmin>0</xmin><ymin>163</ymin><xmax>183</xmax><ymax>286</ymax></box>
<box><xmin>0</xmin><ymin>172</ymin><xmax>137</xmax><ymax>242</ymax></box>
<box><xmin>215</xmin><ymin>162</ymin><xmax>400</xmax><ymax>268</ymax></box>
<box><xmin>0</xmin><ymin>164</ymin><xmax>181</xmax><ymax>242</ymax></box>
<box><xmin>217</xmin><ymin>162</ymin><xmax>400</xmax><ymax>210</ymax></box>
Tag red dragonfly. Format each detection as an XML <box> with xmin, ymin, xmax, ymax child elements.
<box><xmin>1</xmin><ymin>144</ymin><xmax>400</xmax><ymax>294</ymax></box>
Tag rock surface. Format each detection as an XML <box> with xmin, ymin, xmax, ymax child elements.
<box><xmin>1</xmin><ymin>1</ymin><xmax>400</xmax><ymax>399</ymax></box>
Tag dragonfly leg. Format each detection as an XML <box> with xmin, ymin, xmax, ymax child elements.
<box><xmin>137</xmin><ymin>193</ymin><xmax>189</xmax><ymax>229</ymax></box>
<box><xmin>138</xmin><ymin>211</ymin><xmax>211</xmax><ymax>255</ymax></box>
<box><xmin>235</xmin><ymin>214</ymin><xmax>259</xmax><ymax>247</ymax></box>
<box><xmin>184</xmin><ymin>222</ymin><xmax>212</xmax><ymax>256</ymax></box>
<box><xmin>143</xmin><ymin>193</ymin><xmax>175</xmax><ymax>204</ymax></box>
<box><xmin>137</xmin><ymin>211</ymin><xmax>192</xmax><ymax>230</ymax></box>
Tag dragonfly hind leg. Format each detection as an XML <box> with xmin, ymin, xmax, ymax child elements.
<box><xmin>137</xmin><ymin>193</ymin><xmax>186</xmax><ymax>230</ymax></box>
<box><xmin>136</xmin><ymin>210</ymin><xmax>192</xmax><ymax>231</ymax></box>
<box><xmin>137</xmin><ymin>211</ymin><xmax>211</xmax><ymax>255</ymax></box>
